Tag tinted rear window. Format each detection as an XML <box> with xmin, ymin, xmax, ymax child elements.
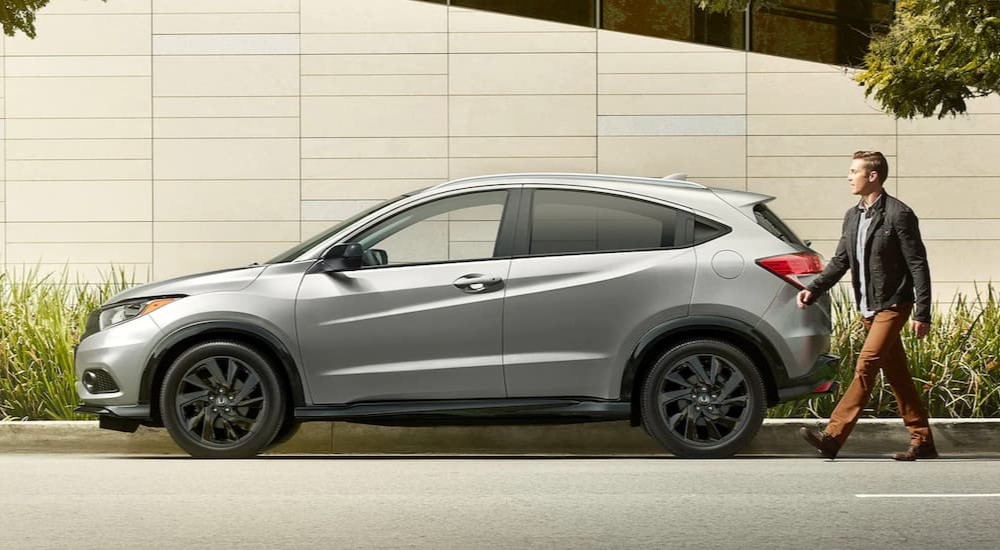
<box><xmin>530</xmin><ymin>190</ymin><xmax>679</xmax><ymax>255</ymax></box>
<box><xmin>753</xmin><ymin>204</ymin><xmax>806</xmax><ymax>247</ymax></box>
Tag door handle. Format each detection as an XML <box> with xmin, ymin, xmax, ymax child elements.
<box><xmin>453</xmin><ymin>274</ymin><xmax>504</xmax><ymax>293</ymax></box>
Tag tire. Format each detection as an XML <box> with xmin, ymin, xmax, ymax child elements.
<box><xmin>639</xmin><ymin>339</ymin><xmax>766</xmax><ymax>459</ymax></box>
<box><xmin>264</xmin><ymin>417</ymin><xmax>302</xmax><ymax>452</ymax></box>
<box><xmin>160</xmin><ymin>340</ymin><xmax>286</xmax><ymax>459</ymax></box>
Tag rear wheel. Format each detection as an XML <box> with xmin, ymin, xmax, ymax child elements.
<box><xmin>640</xmin><ymin>339</ymin><xmax>766</xmax><ymax>458</ymax></box>
<box><xmin>160</xmin><ymin>341</ymin><xmax>285</xmax><ymax>459</ymax></box>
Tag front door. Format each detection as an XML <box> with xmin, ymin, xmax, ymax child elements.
<box><xmin>296</xmin><ymin>189</ymin><xmax>516</xmax><ymax>404</ymax></box>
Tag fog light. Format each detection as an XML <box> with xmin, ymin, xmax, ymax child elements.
<box><xmin>82</xmin><ymin>370</ymin><xmax>120</xmax><ymax>394</ymax></box>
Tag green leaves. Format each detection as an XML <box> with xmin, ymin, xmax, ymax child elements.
<box><xmin>1</xmin><ymin>1</ymin><xmax>106</xmax><ymax>38</ymax></box>
<box><xmin>0</xmin><ymin>266</ymin><xmax>132</xmax><ymax>420</ymax></box>
<box><xmin>699</xmin><ymin>0</ymin><xmax>1000</xmax><ymax>118</ymax></box>
<box><xmin>856</xmin><ymin>1</ymin><xmax>1000</xmax><ymax>118</ymax></box>
<box><xmin>696</xmin><ymin>0</ymin><xmax>778</xmax><ymax>12</ymax></box>
<box><xmin>769</xmin><ymin>284</ymin><xmax>1000</xmax><ymax>419</ymax></box>
<box><xmin>1</xmin><ymin>0</ymin><xmax>51</xmax><ymax>38</ymax></box>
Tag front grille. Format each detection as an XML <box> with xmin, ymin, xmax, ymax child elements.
<box><xmin>83</xmin><ymin>370</ymin><xmax>120</xmax><ymax>394</ymax></box>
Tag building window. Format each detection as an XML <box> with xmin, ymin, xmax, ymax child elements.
<box><xmin>602</xmin><ymin>0</ymin><xmax>745</xmax><ymax>51</ymax></box>
<box><xmin>413</xmin><ymin>1</ymin><xmax>895</xmax><ymax>68</ymax></box>
<box><xmin>450</xmin><ymin>0</ymin><xmax>596</xmax><ymax>27</ymax></box>
<box><xmin>751</xmin><ymin>0</ymin><xmax>894</xmax><ymax>66</ymax></box>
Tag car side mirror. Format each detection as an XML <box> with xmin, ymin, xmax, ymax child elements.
<box><xmin>318</xmin><ymin>243</ymin><xmax>364</xmax><ymax>272</ymax></box>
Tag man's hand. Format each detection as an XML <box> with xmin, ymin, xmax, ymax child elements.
<box><xmin>911</xmin><ymin>320</ymin><xmax>930</xmax><ymax>339</ymax></box>
<box><xmin>796</xmin><ymin>289</ymin><xmax>813</xmax><ymax>309</ymax></box>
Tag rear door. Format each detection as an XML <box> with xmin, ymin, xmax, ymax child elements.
<box><xmin>502</xmin><ymin>187</ymin><xmax>697</xmax><ymax>399</ymax></box>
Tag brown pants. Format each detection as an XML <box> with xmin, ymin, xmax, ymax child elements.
<box><xmin>825</xmin><ymin>303</ymin><xmax>932</xmax><ymax>446</ymax></box>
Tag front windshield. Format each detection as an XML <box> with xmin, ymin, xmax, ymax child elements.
<box><xmin>266</xmin><ymin>195</ymin><xmax>407</xmax><ymax>263</ymax></box>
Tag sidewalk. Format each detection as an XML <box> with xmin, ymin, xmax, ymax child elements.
<box><xmin>1</xmin><ymin>418</ymin><xmax>998</xmax><ymax>456</ymax></box>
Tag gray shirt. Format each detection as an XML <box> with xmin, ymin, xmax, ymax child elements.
<box><xmin>856</xmin><ymin>194</ymin><xmax>883</xmax><ymax>318</ymax></box>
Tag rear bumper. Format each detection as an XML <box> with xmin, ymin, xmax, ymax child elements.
<box><xmin>775</xmin><ymin>353</ymin><xmax>840</xmax><ymax>402</ymax></box>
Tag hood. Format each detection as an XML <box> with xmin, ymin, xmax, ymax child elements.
<box><xmin>106</xmin><ymin>265</ymin><xmax>267</xmax><ymax>305</ymax></box>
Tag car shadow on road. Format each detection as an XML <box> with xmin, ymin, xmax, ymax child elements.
<box><xmin>117</xmin><ymin>453</ymin><xmax>1000</xmax><ymax>461</ymax></box>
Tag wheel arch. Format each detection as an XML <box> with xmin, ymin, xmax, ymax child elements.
<box><xmin>622</xmin><ymin>316</ymin><xmax>785</xmax><ymax>426</ymax></box>
<box><xmin>139</xmin><ymin>321</ymin><xmax>305</xmax><ymax>425</ymax></box>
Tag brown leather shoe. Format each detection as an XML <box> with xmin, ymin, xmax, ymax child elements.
<box><xmin>891</xmin><ymin>441</ymin><xmax>939</xmax><ymax>461</ymax></box>
<box><xmin>800</xmin><ymin>427</ymin><xmax>840</xmax><ymax>459</ymax></box>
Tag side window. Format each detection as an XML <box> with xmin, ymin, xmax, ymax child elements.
<box><xmin>353</xmin><ymin>191</ymin><xmax>508</xmax><ymax>266</ymax></box>
<box><xmin>693</xmin><ymin>219</ymin><xmax>729</xmax><ymax>244</ymax></box>
<box><xmin>529</xmin><ymin>190</ymin><xmax>679</xmax><ymax>255</ymax></box>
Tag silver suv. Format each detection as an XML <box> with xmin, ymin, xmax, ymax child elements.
<box><xmin>75</xmin><ymin>173</ymin><xmax>837</xmax><ymax>458</ymax></box>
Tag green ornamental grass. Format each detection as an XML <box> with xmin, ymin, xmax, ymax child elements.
<box><xmin>769</xmin><ymin>284</ymin><xmax>1000</xmax><ymax>418</ymax></box>
<box><xmin>1</xmin><ymin>269</ymin><xmax>998</xmax><ymax>420</ymax></box>
<box><xmin>0</xmin><ymin>267</ymin><xmax>131</xmax><ymax>420</ymax></box>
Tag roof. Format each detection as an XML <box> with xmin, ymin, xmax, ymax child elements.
<box><xmin>424</xmin><ymin>172</ymin><xmax>708</xmax><ymax>194</ymax></box>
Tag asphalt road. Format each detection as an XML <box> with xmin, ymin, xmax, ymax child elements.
<box><xmin>2</xmin><ymin>454</ymin><xmax>999</xmax><ymax>549</ymax></box>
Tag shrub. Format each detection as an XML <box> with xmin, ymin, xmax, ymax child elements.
<box><xmin>769</xmin><ymin>284</ymin><xmax>1000</xmax><ymax>418</ymax></box>
<box><xmin>0</xmin><ymin>267</ymin><xmax>131</xmax><ymax>420</ymax></box>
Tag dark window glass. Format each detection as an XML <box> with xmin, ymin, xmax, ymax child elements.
<box><xmin>452</xmin><ymin>0</ymin><xmax>595</xmax><ymax>27</ymax></box>
<box><xmin>602</xmin><ymin>0</ymin><xmax>744</xmax><ymax>51</ymax></box>
<box><xmin>751</xmin><ymin>0</ymin><xmax>894</xmax><ymax>66</ymax></box>
<box><xmin>693</xmin><ymin>219</ymin><xmax>727</xmax><ymax>244</ymax></box>
<box><xmin>529</xmin><ymin>190</ymin><xmax>679</xmax><ymax>255</ymax></box>
<box><xmin>753</xmin><ymin>204</ymin><xmax>805</xmax><ymax>247</ymax></box>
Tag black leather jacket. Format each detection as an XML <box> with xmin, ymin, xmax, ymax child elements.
<box><xmin>806</xmin><ymin>193</ymin><xmax>932</xmax><ymax>323</ymax></box>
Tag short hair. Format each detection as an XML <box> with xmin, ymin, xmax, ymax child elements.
<box><xmin>853</xmin><ymin>150</ymin><xmax>888</xmax><ymax>185</ymax></box>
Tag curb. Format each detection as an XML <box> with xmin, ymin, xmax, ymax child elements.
<box><xmin>2</xmin><ymin>419</ymin><xmax>998</xmax><ymax>456</ymax></box>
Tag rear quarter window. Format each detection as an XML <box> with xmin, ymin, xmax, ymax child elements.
<box><xmin>692</xmin><ymin>219</ymin><xmax>728</xmax><ymax>245</ymax></box>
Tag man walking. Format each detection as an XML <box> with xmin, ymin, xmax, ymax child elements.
<box><xmin>798</xmin><ymin>151</ymin><xmax>935</xmax><ymax>461</ymax></box>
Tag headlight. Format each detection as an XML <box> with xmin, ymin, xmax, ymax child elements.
<box><xmin>98</xmin><ymin>297</ymin><xmax>180</xmax><ymax>331</ymax></box>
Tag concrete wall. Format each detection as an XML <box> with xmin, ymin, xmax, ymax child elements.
<box><xmin>1</xmin><ymin>0</ymin><xmax>997</xmax><ymax>306</ymax></box>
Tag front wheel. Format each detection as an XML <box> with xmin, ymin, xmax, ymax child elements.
<box><xmin>264</xmin><ymin>417</ymin><xmax>302</xmax><ymax>452</ymax></box>
<box><xmin>640</xmin><ymin>339</ymin><xmax>766</xmax><ymax>458</ymax></box>
<box><xmin>160</xmin><ymin>341</ymin><xmax>286</xmax><ymax>459</ymax></box>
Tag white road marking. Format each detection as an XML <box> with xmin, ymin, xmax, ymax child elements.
<box><xmin>856</xmin><ymin>494</ymin><xmax>1000</xmax><ymax>498</ymax></box>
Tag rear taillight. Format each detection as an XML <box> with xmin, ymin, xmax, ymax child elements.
<box><xmin>756</xmin><ymin>252</ymin><xmax>824</xmax><ymax>290</ymax></box>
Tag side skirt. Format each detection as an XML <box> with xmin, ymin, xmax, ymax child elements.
<box><xmin>294</xmin><ymin>398</ymin><xmax>631</xmax><ymax>427</ymax></box>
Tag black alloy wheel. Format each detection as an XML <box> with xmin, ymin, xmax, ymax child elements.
<box><xmin>160</xmin><ymin>341</ymin><xmax>285</xmax><ymax>458</ymax></box>
<box><xmin>640</xmin><ymin>339</ymin><xmax>766</xmax><ymax>458</ymax></box>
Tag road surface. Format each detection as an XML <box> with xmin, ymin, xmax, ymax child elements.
<box><xmin>1</xmin><ymin>454</ymin><xmax>998</xmax><ymax>549</ymax></box>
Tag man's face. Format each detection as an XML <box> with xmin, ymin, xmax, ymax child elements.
<box><xmin>848</xmin><ymin>158</ymin><xmax>879</xmax><ymax>196</ymax></box>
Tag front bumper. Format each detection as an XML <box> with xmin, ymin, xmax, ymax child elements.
<box><xmin>76</xmin><ymin>405</ymin><xmax>153</xmax><ymax>432</ymax></box>
<box><xmin>74</xmin><ymin>315</ymin><xmax>160</xmax><ymax>406</ymax></box>
<box><xmin>775</xmin><ymin>353</ymin><xmax>840</xmax><ymax>402</ymax></box>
